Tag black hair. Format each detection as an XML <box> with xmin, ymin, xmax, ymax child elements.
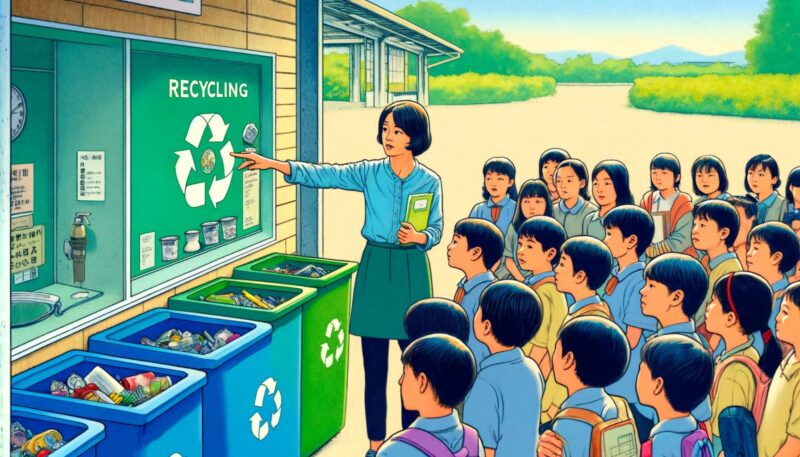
<box><xmin>538</xmin><ymin>148</ymin><xmax>570</xmax><ymax>179</ymax></box>
<box><xmin>453</xmin><ymin>218</ymin><xmax>505</xmax><ymax>270</ymax></box>
<box><xmin>603</xmin><ymin>205</ymin><xmax>655</xmax><ymax>258</ymax></box>
<box><xmin>558</xmin><ymin>316</ymin><xmax>630</xmax><ymax>387</ymax></box>
<box><xmin>518</xmin><ymin>216</ymin><xmax>567</xmax><ymax>265</ymax></box>
<box><xmin>691</xmin><ymin>155</ymin><xmax>729</xmax><ymax>197</ymax></box>
<box><xmin>376</xmin><ymin>101</ymin><xmax>432</xmax><ymax>156</ymax></box>
<box><xmin>401</xmin><ymin>334</ymin><xmax>477</xmax><ymax>408</ymax></box>
<box><xmin>785</xmin><ymin>167</ymin><xmax>800</xmax><ymax>207</ymax></box>
<box><xmin>745</xmin><ymin>154</ymin><xmax>781</xmax><ymax>193</ymax></box>
<box><xmin>555</xmin><ymin>159</ymin><xmax>591</xmax><ymax>201</ymax></box>
<box><xmin>644</xmin><ymin>253</ymin><xmax>709</xmax><ymax>319</ymax></box>
<box><xmin>692</xmin><ymin>200</ymin><xmax>740</xmax><ymax>249</ymax></box>
<box><xmin>477</xmin><ymin>280</ymin><xmax>543</xmax><ymax>348</ymax></box>
<box><xmin>481</xmin><ymin>157</ymin><xmax>518</xmax><ymax>201</ymax></box>
<box><xmin>747</xmin><ymin>222</ymin><xmax>800</xmax><ymax>274</ymax></box>
<box><xmin>726</xmin><ymin>195</ymin><xmax>759</xmax><ymax>222</ymax></box>
<box><xmin>591</xmin><ymin>160</ymin><xmax>635</xmax><ymax>207</ymax></box>
<box><xmin>711</xmin><ymin>272</ymin><xmax>782</xmax><ymax>377</ymax></box>
<box><xmin>649</xmin><ymin>153</ymin><xmax>682</xmax><ymax>191</ymax></box>
<box><xmin>641</xmin><ymin>335</ymin><xmax>714</xmax><ymax>413</ymax></box>
<box><xmin>784</xmin><ymin>281</ymin><xmax>800</xmax><ymax>310</ymax></box>
<box><xmin>405</xmin><ymin>299</ymin><xmax>470</xmax><ymax>344</ymax></box>
<box><xmin>512</xmin><ymin>179</ymin><xmax>553</xmax><ymax>232</ymax></box>
<box><xmin>561</xmin><ymin>236</ymin><xmax>613</xmax><ymax>291</ymax></box>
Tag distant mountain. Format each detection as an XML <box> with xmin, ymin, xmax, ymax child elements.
<box><xmin>545</xmin><ymin>50</ymin><xmax>618</xmax><ymax>64</ymax></box>
<box><xmin>630</xmin><ymin>45</ymin><xmax>747</xmax><ymax>66</ymax></box>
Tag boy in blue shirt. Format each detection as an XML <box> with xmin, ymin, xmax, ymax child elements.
<box><xmin>555</xmin><ymin>236</ymin><xmax>614</xmax><ymax>322</ymax></box>
<box><xmin>637</xmin><ymin>335</ymin><xmax>714</xmax><ymax>457</ymax></box>
<box><xmin>538</xmin><ymin>316</ymin><xmax>633</xmax><ymax>457</ymax></box>
<box><xmin>464</xmin><ymin>281</ymin><xmax>544</xmax><ymax>457</ymax></box>
<box><xmin>404</xmin><ymin>298</ymin><xmax>470</xmax><ymax>344</ymax></box>
<box><xmin>378</xmin><ymin>335</ymin><xmax>485</xmax><ymax>457</ymax></box>
<box><xmin>447</xmin><ymin>218</ymin><xmax>505</xmax><ymax>367</ymax></box>
<box><xmin>601</xmin><ymin>206</ymin><xmax>659</xmax><ymax>441</ymax></box>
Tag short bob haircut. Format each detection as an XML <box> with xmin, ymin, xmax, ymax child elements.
<box><xmin>481</xmin><ymin>157</ymin><xmax>518</xmax><ymax>201</ymax></box>
<box><xmin>644</xmin><ymin>253</ymin><xmax>709</xmax><ymax>319</ymax></box>
<box><xmin>538</xmin><ymin>148</ymin><xmax>570</xmax><ymax>179</ymax></box>
<box><xmin>591</xmin><ymin>160</ymin><xmax>635</xmax><ymax>206</ymax></box>
<box><xmin>747</xmin><ymin>222</ymin><xmax>800</xmax><ymax>274</ymax></box>
<box><xmin>691</xmin><ymin>155</ymin><xmax>729</xmax><ymax>197</ymax></box>
<box><xmin>603</xmin><ymin>205</ymin><xmax>655</xmax><ymax>258</ymax></box>
<box><xmin>512</xmin><ymin>179</ymin><xmax>553</xmax><ymax>232</ymax></box>
<box><xmin>518</xmin><ymin>216</ymin><xmax>567</xmax><ymax>266</ymax></box>
<box><xmin>745</xmin><ymin>154</ymin><xmax>782</xmax><ymax>193</ymax></box>
<box><xmin>785</xmin><ymin>166</ymin><xmax>800</xmax><ymax>208</ymax></box>
<box><xmin>692</xmin><ymin>200</ymin><xmax>740</xmax><ymax>249</ymax></box>
<box><xmin>477</xmin><ymin>280</ymin><xmax>543</xmax><ymax>348</ymax></box>
<box><xmin>558</xmin><ymin>316</ymin><xmax>630</xmax><ymax>388</ymax></box>
<box><xmin>453</xmin><ymin>218</ymin><xmax>505</xmax><ymax>270</ymax></box>
<box><xmin>404</xmin><ymin>298</ymin><xmax>470</xmax><ymax>344</ymax></box>
<box><xmin>555</xmin><ymin>159</ymin><xmax>591</xmax><ymax>201</ymax></box>
<box><xmin>649</xmin><ymin>153</ymin><xmax>682</xmax><ymax>191</ymax></box>
<box><xmin>376</xmin><ymin>101</ymin><xmax>432</xmax><ymax>156</ymax></box>
<box><xmin>401</xmin><ymin>334</ymin><xmax>477</xmax><ymax>408</ymax></box>
<box><xmin>641</xmin><ymin>335</ymin><xmax>714</xmax><ymax>413</ymax></box>
<box><xmin>560</xmin><ymin>236</ymin><xmax>613</xmax><ymax>291</ymax></box>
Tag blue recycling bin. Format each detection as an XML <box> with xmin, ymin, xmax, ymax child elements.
<box><xmin>88</xmin><ymin>309</ymin><xmax>275</xmax><ymax>455</ymax></box>
<box><xmin>11</xmin><ymin>351</ymin><xmax>205</xmax><ymax>457</ymax></box>
<box><xmin>10</xmin><ymin>406</ymin><xmax>105</xmax><ymax>457</ymax></box>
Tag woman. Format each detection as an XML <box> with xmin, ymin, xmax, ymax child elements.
<box><xmin>233</xmin><ymin>101</ymin><xmax>443</xmax><ymax>457</ymax></box>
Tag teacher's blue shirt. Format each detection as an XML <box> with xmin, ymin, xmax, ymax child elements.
<box><xmin>470</xmin><ymin>195</ymin><xmax>516</xmax><ymax>237</ymax></box>
<box><xmin>286</xmin><ymin>158</ymin><xmax>443</xmax><ymax>251</ymax></box>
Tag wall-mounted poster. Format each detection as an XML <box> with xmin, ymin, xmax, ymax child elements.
<box><xmin>119</xmin><ymin>0</ymin><xmax>201</xmax><ymax>15</ymax></box>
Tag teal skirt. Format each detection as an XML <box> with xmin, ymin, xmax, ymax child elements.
<box><xmin>349</xmin><ymin>241</ymin><xmax>433</xmax><ymax>339</ymax></box>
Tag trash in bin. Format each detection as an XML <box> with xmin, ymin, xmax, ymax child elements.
<box><xmin>139</xmin><ymin>327</ymin><xmax>239</xmax><ymax>354</ymax></box>
<box><xmin>10</xmin><ymin>421</ymin><xmax>66</xmax><ymax>456</ymax></box>
<box><xmin>265</xmin><ymin>262</ymin><xmax>331</xmax><ymax>278</ymax></box>
<box><xmin>47</xmin><ymin>365</ymin><xmax>172</xmax><ymax>406</ymax></box>
<box><xmin>199</xmin><ymin>288</ymin><xmax>288</xmax><ymax>309</ymax></box>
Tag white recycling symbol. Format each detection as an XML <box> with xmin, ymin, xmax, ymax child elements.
<box><xmin>320</xmin><ymin>318</ymin><xmax>345</xmax><ymax>368</ymax></box>
<box><xmin>174</xmin><ymin>113</ymin><xmax>235</xmax><ymax>208</ymax></box>
<box><xmin>250</xmin><ymin>377</ymin><xmax>282</xmax><ymax>441</ymax></box>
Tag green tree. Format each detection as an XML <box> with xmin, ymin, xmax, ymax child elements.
<box><xmin>746</xmin><ymin>0</ymin><xmax>800</xmax><ymax>73</ymax></box>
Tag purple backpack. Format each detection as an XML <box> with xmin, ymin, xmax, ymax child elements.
<box><xmin>392</xmin><ymin>425</ymin><xmax>480</xmax><ymax>457</ymax></box>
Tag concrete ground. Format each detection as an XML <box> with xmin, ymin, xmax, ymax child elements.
<box><xmin>313</xmin><ymin>85</ymin><xmax>800</xmax><ymax>456</ymax></box>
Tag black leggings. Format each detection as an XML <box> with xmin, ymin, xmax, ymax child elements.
<box><xmin>362</xmin><ymin>336</ymin><xmax>417</xmax><ymax>440</ymax></box>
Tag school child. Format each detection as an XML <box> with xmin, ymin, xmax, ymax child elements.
<box><xmin>583</xmin><ymin>160</ymin><xmax>635</xmax><ymax>240</ymax></box>
<box><xmin>553</xmin><ymin>159</ymin><xmax>598</xmax><ymax>238</ymax></box>
<box><xmin>539</xmin><ymin>148</ymin><xmax>571</xmax><ymax>204</ymax></box>
<box><xmin>758</xmin><ymin>282</ymin><xmax>800</xmax><ymax>457</ymax></box>
<box><xmin>404</xmin><ymin>298</ymin><xmax>471</xmax><ymax>344</ymax></box>
<box><xmin>692</xmin><ymin>155</ymin><xmax>731</xmax><ymax>204</ymax></box>
<box><xmin>691</xmin><ymin>200</ymin><xmax>742</xmax><ymax>328</ymax></box>
<box><xmin>555</xmin><ymin>236</ymin><xmax>614</xmax><ymax>323</ymax></box>
<box><xmin>637</xmin><ymin>335</ymin><xmax>715</xmax><ymax>457</ymax></box>
<box><xmin>640</xmin><ymin>153</ymin><xmax>697</xmax><ymax>259</ymax></box>
<box><xmin>639</xmin><ymin>253</ymin><xmax>713</xmax><ymax>430</ymax></box>
<box><xmin>378</xmin><ymin>335</ymin><xmax>484</xmax><ymax>457</ymax></box>
<box><xmin>746</xmin><ymin>221</ymin><xmax>800</xmax><ymax>340</ymax></box>
<box><xmin>783</xmin><ymin>167</ymin><xmax>800</xmax><ymax>229</ymax></box>
<box><xmin>447</xmin><ymin>218</ymin><xmax>505</xmax><ymax>367</ymax></box>
<box><xmin>470</xmin><ymin>157</ymin><xmax>518</xmax><ymax>237</ymax></box>
<box><xmin>745</xmin><ymin>154</ymin><xmax>786</xmax><ymax>224</ymax></box>
<box><xmin>601</xmin><ymin>205</ymin><xmax>659</xmax><ymax>438</ymax></box>
<box><xmin>463</xmin><ymin>281</ymin><xmax>545</xmax><ymax>457</ymax></box>
<box><xmin>704</xmin><ymin>272</ymin><xmax>782</xmax><ymax>456</ymax></box>
<box><xmin>495</xmin><ymin>179</ymin><xmax>553</xmax><ymax>281</ymax></box>
<box><xmin>538</xmin><ymin>317</ymin><xmax>637</xmax><ymax>457</ymax></box>
<box><xmin>727</xmin><ymin>195</ymin><xmax>759</xmax><ymax>267</ymax></box>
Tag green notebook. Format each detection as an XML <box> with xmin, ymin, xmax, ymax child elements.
<box><xmin>402</xmin><ymin>193</ymin><xmax>433</xmax><ymax>245</ymax></box>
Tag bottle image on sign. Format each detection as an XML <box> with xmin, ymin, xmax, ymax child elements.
<box><xmin>174</xmin><ymin>113</ymin><xmax>235</xmax><ymax>208</ymax></box>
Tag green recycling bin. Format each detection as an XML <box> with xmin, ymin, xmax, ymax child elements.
<box><xmin>234</xmin><ymin>253</ymin><xmax>358</xmax><ymax>456</ymax></box>
<box><xmin>168</xmin><ymin>278</ymin><xmax>317</xmax><ymax>457</ymax></box>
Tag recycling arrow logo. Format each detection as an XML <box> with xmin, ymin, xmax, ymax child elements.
<box><xmin>320</xmin><ymin>318</ymin><xmax>345</xmax><ymax>368</ymax></box>
<box><xmin>251</xmin><ymin>377</ymin><xmax>282</xmax><ymax>441</ymax></box>
<box><xmin>174</xmin><ymin>113</ymin><xmax>235</xmax><ymax>208</ymax></box>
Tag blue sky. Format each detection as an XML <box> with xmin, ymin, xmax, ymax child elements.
<box><xmin>370</xmin><ymin>0</ymin><xmax>768</xmax><ymax>56</ymax></box>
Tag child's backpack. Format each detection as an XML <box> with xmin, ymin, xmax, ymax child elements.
<box><xmin>641</xmin><ymin>428</ymin><xmax>713</xmax><ymax>457</ymax></box>
<box><xmin>718</xmin><ymin>406</ymin><xmax>758</xmax><ymax>457</ymax></box>
<box><xmin>710</xmin><ymin>355</ymin><xmax>770</xmax><ymax>427</ymax></box>
<box><xmin>553</xmin><ymin>395</ymin><xmax>640</xmax><ymax>457</ymax></box>
<box><xmin>391</xmin><ymin>425</ymin><xmax>480</xmax><ymax>457</ymax></box>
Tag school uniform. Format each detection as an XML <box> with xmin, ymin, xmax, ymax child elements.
<box><xmin>709</xmin><ymin>337</ymin><xmax>760</xmax><ymax>455</ymax></box>
<box><xmin>470</xmin><ymin>195</ymin><xmax>516</xmax><ymax>237</ymax></box>
<box><xmin>783</xmin><ymin>202</ymin><xmax>800</xmax><ymax>226</ymax></box>
<box><xmin>493</xmin><ymin>225</ymin><xmax>526</xmax><ymax>280</ymax></box>
<box><xmin>648</xmin><ymin>415</ymin><xmax>702</xmax><ymax>457</ymax></box>
<box><xmin>581</xmin><ymin>209</ymin><xmax>606</xmax><ymax>240</ymax></box>
<box><xmin>604</xmin><ymin>262</ymin><xmax>658</xmax><ymax>427</ymax></box>
<box><xmin>757</xmin><ymin>350</ymin><xmax>800</xmax><ymax>457</ymax></box>
<box><xmin>455</xmin><ymin>271</ymin><xmax>496</xmax><ymax>367</ymax></box>
<box><xmin>378</xmin><ymin>411</ymin><xmax>486</xmax><ymax>457</ymax></box>
<box><xmin>754</xmin><ymin>191</ymin><xmax>787</xmax><ymax>224</ymax></box>
<box><xmin>463</xmin><ymin>348</ymin><xmax>544</xmax><ymax>456</ymax></box>
<box><xmin>552</xmin><ymin>387</ymin><xmax>619</xmax><ymax>457</ymax></box>
<box><xmin>641</xmin><ymin>189</ymin><xmax>696</xmax><ymax>258</ymax></box>
<box><xmin>285</xmin><ymin>158</ymin><xmax>443</xmax><ymax>441</ymax></box>
<box><xmin>697</xmin><ymin>252</ymin><xmax>742</xmax><ymax>325</ymax></box>
<box><xmin>554</xmin><ymin>198</ymin><xmax>598</xmax><ymax>238</ymax></box>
